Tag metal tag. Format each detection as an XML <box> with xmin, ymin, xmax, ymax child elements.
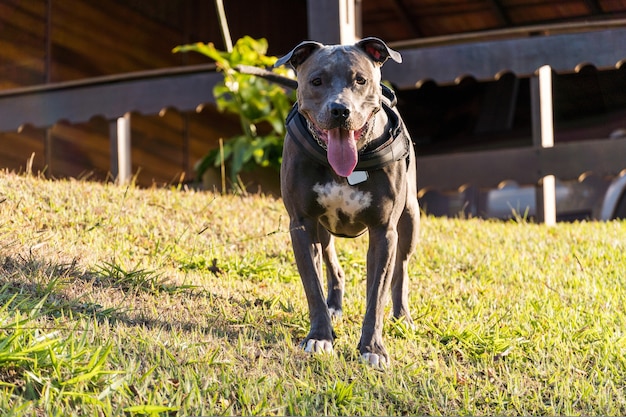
<box><xmin>347</xmin><ymin>171</ymin><xmax>368</xmax><ymax>185</ymax></box>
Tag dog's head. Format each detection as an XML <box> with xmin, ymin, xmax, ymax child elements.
<box><xmin>275</xmin><ymin>38</ymin><xmax>401</xmax><ymax>177</ymax></box>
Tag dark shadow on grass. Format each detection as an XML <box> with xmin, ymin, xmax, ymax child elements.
<box><xmin>1</xmin><ymin>253</ymin><xmax>128</xmax><ymax>322</ymax></box>
<box><xmin>0</xmin><ymin>253</ymin><xmax>294</xmax><ymax>346</ymax></box>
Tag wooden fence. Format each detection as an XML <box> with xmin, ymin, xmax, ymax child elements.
<box><xmin>3</xmin><ymin>21</ymin><xmax>626</xmax><ymax>218</ymax></box>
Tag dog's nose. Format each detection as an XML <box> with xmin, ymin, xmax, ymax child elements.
<box><xmin>330</xmin><ymin>103</ymin><xmax>351</xmax><ymax>122</ymax></box>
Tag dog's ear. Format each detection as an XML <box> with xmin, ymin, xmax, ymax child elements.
<box><xmin>274</xmin><ymin>41</ymin><xmax>324</xmax><ymax>70</ymax></box>
<box><xmin>355</xmin><ymin>37</ymin><xmax>402</xmax><ymax>65</ymax></box>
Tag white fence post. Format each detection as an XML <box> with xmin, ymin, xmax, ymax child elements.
<box><xmin>116</xmin><ymin>113</ymin><xmax>132</xmax><ymax>185</ymax></box>
<box><xmin>531</xmin><ymin>65</ymin><xmax>557</xmax><ymax>226</ymax></box>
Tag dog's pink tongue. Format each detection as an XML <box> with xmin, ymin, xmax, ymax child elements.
<box><xmin>327</xmin><ymin>128</ymin><xmax>358</xmax><ymax>177</ymax></box>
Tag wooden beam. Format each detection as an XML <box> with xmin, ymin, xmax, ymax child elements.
<box><xmin>390</xmin><ymin>0</ymin><xmax>422</xmax><ymax>38</ymax></box>
<box><xmin>384</xmin><ymin>25</ymin><xmax>626</xmax><ymax>87</ymax></box>
<box><xmin>389</xmin><ymin>19</ymin><xmax>626</xmax><ymax>49</ymax></box>
<box><xmin>0</xmin><ymin>64</ymin><xmax>220</xmax><ymax>132</ymax></box>
<box><xmin>417</xmin><ymin>146</ymin><xmax>540</xmax><ymax>191</ymax></box>
<box><xmin>487</xmin><ymin>0</ymin><xmax>511</xmax><ymax>27</ymax></box>
<box><xmin>307</xmin><ymin>0</ymin><xmax>356</xmax><ymax>44</ymax></box>
<box><xmin>416</xmin><ymin>138</ymin><xmax>626</xmax><ymax>191</ymax></box>
<box><xmin>583</xmin><ymin>0</ymin><xmax>604</xmax><ymax>15</ymax></box>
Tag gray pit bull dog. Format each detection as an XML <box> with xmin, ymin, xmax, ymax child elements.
<box><xmin>275</xmin><ymin>37</ymin><xmax>419</xmax><ymax>369</ymax></box>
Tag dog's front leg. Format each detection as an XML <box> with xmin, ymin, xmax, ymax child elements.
<box><xmin>358</xmin><ymin>225</ymin><xmax>398</xmax><ymax>368</ymax></box>
<box><xmin>290</xmin><ymin>217</ymin><xmax>335</xmax><ymax>353</ymax></box>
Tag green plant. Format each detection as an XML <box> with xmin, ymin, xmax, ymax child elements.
<box><xmin>173</xmin><ymin>36</ymin><xmax>296</xmax><ymax>188</ymax></box>
<box><xmin>0</xmin><ymin>297</ymin><xmax>121</xmax><ymax>414</ymax></box>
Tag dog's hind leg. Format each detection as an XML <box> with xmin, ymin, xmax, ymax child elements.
<box><xmin>319</xmin><ymin>225</ymin><xmax>345</xmax><ymax>320</ymax></box>
<box><xmin>391</xmin><ymin>199</ymin><xmax>420</xmax><ymax>327</ymax></box>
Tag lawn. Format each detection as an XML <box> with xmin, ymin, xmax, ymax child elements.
<box><xmin>0</xmin><ymin>170</ymin><xmax>625</xmax><ymax>415</ymax></box>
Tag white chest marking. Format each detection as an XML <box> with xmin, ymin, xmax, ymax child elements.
<box><xmin>313</xmin><ymin>182</ymin><xmax>372</xmax><ymax>230</ymax></box>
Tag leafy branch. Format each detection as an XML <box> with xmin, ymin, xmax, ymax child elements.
<box><xmin>173</xmin><ymin>36</ymin><xmax>296</xmax><ymax>188</ymax></box>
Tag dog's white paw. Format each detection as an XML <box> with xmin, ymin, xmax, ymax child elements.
<box><xmin>361</xmin><ymin>352</ymin><xmax>389</xmax><ymax>370</ymax></box>
<box><xmin>303</xmin><ymin>339</ymin><xmax>333</xmax><ymax>354</ymax></box>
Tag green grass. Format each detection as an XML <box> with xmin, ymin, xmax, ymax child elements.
<box><xmin>1</xmin><ymin>170</ymin><xmax>626</xmax><ymax>415</ymax></box>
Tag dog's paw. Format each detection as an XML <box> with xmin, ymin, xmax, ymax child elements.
<box><xmin>361</xmin><ymin>352</ymin><xmax>389</xmax><ymax>370</ymax></box>
<box><xmin>328</xmin><ymin>307</ymin><xmax>343</xmax><ymax>321</ymax></box>
<box><xmin>392</xmin><ymin>309</ymin><xmax>416</xmax><ymax>330</ymax></box>
<box><xmin>302</xmin><ymin>339</ymin><xmax>333</xmax><ymax>354</ymax></box>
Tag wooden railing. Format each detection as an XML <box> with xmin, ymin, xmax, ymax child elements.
<box><xmin>2</xmin><ymin>23</ymin><xmax>626</xmax><ymax>220</ymax></box>
<box><xmin>0</xmin><ymin>64</ymin><xmax>224</xmax><ymax>181</ymax></box>
<box><xmin>416</xmin><ymin>138</ymin><xmax>626</xmax><ymax>221</ymax></box>
<box><xmin>417</xmin><ymin>138</ymin><xmax>626</xmax><ymax>191</ymax></box>
<box><xmin>384</xmin><ymin>21</ymin><xmax>626</xmax><ymax>87</ymax></box>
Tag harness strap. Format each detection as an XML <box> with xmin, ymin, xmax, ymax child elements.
<box><xmin>286</xmin><ymin>85</ymin><xmax>410</xmax><ymax>172</ymax></box>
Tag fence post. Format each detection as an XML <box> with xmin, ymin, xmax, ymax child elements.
<box><xmin>531</xmin><ymin>65</ymin><xmax>557</xmax><ymax>225</ymax></box>
<box><xmin>115</xmin><ymin>113</ymin><xmax>132</xmax><ymax>185</ymax></box>
<box><xmin>307</xmin><ymin>0</ymin><xmax>357</xmax><ymax>45</ymax></box>
<box><xmin>44</xmin><ymin>127</ymin><xmax>53</xmax><ymax>176</ymax></box>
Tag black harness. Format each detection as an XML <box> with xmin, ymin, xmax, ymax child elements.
<box><xmin>285</xmin><ymin>85</ymin><xmax>411</xmax><ymax>171</ymax></box>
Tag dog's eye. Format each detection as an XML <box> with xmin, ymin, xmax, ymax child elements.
<box><xmin>356</xmin><ymin>76</ymin><xmax>367</xmax><ymax>85</ymax></box>
<box><xmin>311</xmin><ymin>78</ymin><xmax>322</xmax><ymax>86</ymax></box>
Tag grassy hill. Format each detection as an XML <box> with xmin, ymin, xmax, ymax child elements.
<box><xmin>0</xmin><ymin>171</ymin><xmax>625</xmax><ymax>415</ymax></box>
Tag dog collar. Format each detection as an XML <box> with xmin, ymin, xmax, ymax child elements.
<box><xmin>285</xmin><ymin>86</ymin><xmax>411</xmax><ymax>172</ymax></box>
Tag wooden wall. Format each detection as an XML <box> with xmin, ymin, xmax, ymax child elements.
<box><xmin>1</xmin><ymin>0</ymin><xmax>307</xmax><ymax>88</ymax></box>
<box><xmin>0</xmin><ymin>1</ymin><xmax>47</xmax><ymax>89</ymax></box>
<box><xmin>0</xmin><ymin>0</ymin><xmax>306</xmax><ymax>187</ymax></box>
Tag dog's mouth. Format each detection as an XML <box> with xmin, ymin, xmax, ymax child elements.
<box><xmin>306</xmin><ymin>115</ymin><xmax>374</xmax><ymax>178</ymax></box>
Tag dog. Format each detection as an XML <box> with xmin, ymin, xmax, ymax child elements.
<box><xmin>275</xmin><ymin>37</ymin><xmax>419</xmax><ymax>368</ymax></box>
